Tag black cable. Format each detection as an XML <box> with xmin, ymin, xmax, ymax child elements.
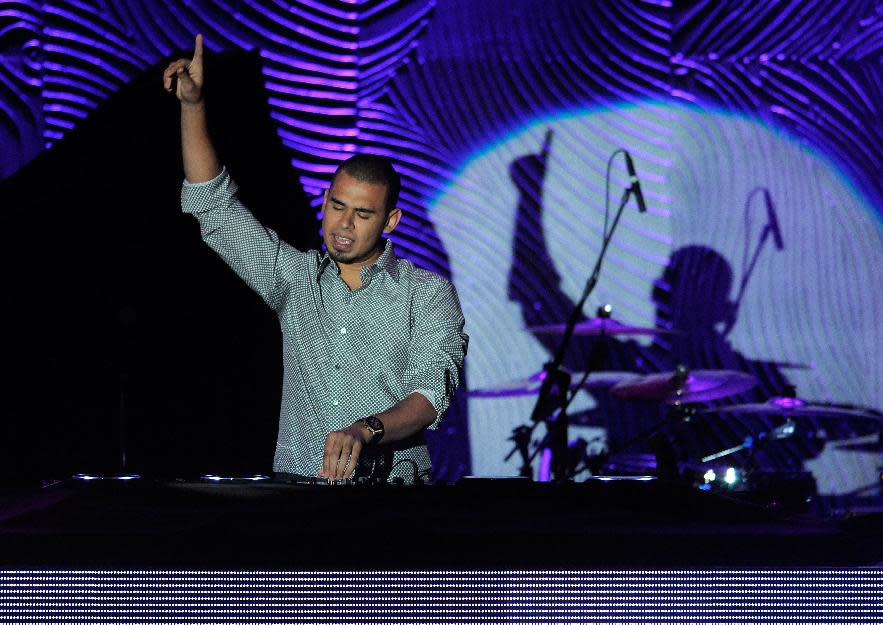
<box><xmin>391</xmin><ymin>458</ymin><xmax>420</xmax><ymax>484</ymax></box>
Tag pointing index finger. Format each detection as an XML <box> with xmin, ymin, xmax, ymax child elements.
<box><xmin>193</xmin><ymin>33</ymin><xmax>204</xmax><ymax>63</ymax></box>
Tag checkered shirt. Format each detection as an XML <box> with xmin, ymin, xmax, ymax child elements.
<box><xmin>181</xmin><ymin>168</ymin><xmax>468</xmax><ymax>481</ymax></box>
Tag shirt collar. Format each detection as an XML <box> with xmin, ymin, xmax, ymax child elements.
<box><xmin>317</xmin><ymin>238</ymin><xmax>400</xmax><ymax>284</ymax></box>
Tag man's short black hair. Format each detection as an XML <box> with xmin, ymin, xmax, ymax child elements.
<box><xmin>332</xmin><ymin>154</ymin><xmax>401</xmax><ymax>212</ymax></box>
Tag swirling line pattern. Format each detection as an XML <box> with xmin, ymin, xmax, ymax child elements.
<box><xmin>665</xmin><ymin>1</ymin><xmax>882</xmax><ymax>456</ymax></box>
<box><xmin>0</xmin><ymin>0</ymin><xmax>44</xmax><ymax>177</ymax></box>
<box><xmin>0</xmin><ymin>1</ymin><xmax>440</xmax><ymax>253</ymax></box>
<box><xmin>389</xmin><ymin>0</ymin><xmax>672</xmax><ymax>160</ymax></box>
<box><xmin>670</xmin><ymin>0</ymin><xmax>883</xmax><ymax>215</ymax></box>
<box><xmin>3</xmin><ymin>2</ymin><xmax>878</xmax><ymax>257</ymax></box>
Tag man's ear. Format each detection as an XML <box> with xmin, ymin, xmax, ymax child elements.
<box><xmin>383</xmin><ymin>207</ymin><xmax>402</xmax><ymax>234</ymax></box>
<box><xmin>322</xmin><ymin>188</ymin><xmax>329</xmax><ymax>206</ymax></box>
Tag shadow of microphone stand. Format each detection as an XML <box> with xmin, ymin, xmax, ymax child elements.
<box><xmin>722</xmin><ymin>187</ymin><xmax>785</xmax><ymax>338</ymax></box>
<box><xmin>519</xmin><ymin>145</ymin><xmax>649</xmax><ymax>482</ymax></box>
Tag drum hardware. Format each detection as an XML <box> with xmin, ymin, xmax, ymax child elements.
<box><xmin>567</xmin><ymin>434</ymin><xmax>614</xmax><ymax>478</ymax></box>
<box><xmin>596</xmin><ymin>445</ymin><xmax>739</xmax><ymax>487</ymax></box>
<box><xmin>699</xmin><ymin>390</ymin><xmax>882</xmax><ymax>464</ymax></box>
<box><xmin>691</xmin><ymin>465</ymin><xmax>817</xmax><ymax>513</ymax></box>
<box><xmin>505</xmin><ymin>424</ymin><xmax>537</xmax><ymax>479</ymax></box>
<box><xmin>550</xmin><ymin>365</ymin><xmax>702</xmax><ymax>482</ymax></box>
<box><xmin>469</xmin><ymin>369</ymin><xmax>638</xmax><ymax>398</ymax></box>
<box><xmin>684</xmin><ymin>463</ymin><xmax>748</xmax><ymax>492</ymax></box>
<box><xmin>608</xmin><ymin>364</ymin><xmax>698</xmax><ymax>457</ymax></box>
<box><xmin>600</xmin><ymin>365</ymin><xmax>761</xmax><ymax>481</ymax></box>
<box><xmin>701</xmin><ymin>419</ymin><xmax>796</xmax><ymax>463</ymax></box>
<box><xmin>604</xmin><ymin>401</ymin><xmax>699</xmax><ymax>481</ymax></box>
<box><xmin>529</xmin><ymin>318</ymin><xmax>617</xmax><ymax>482</ymax></box>
<box><xmin>527</xmin><ymin>317</ymin><xmax>681</xmax><ymax>337</ymax></box>
<box><xmin>504</xmin><ymin>419</ymin><xmax>607</xmax><ymax>481</ymax></box>
<box><xmin>524</xmin><ymin>148</ymin><xmax>648</xmax><ymax>482</ymax></box>
<box><xmin>495</xmin><ymin>358</ymin><xmax>763</xmax><ymax>481</ymax></box>
<box><xmin>704</xmin><ymin>397</ymin><xmax>883</xmax><ymax>422</ymax></box>
<box><xmin>610</xmin><ymin>366</ymin><xmax>758</xmax><ymax>404</ymax></box>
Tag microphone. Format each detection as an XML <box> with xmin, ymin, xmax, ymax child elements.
<box><xmin>763</xmin><ymin>189</ymin><xmax>784</xmax><ymax>250</ymax></box>
<box><xmin>623</xmin><ymin>151</ymin><xmax>647</xmax><ymax>213</ymax></box>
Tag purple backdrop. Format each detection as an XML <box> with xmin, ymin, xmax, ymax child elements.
<box><xmin>0</xmin><ymin>1</ymin><xmax>880</xmax><ymax>495</ymax></box>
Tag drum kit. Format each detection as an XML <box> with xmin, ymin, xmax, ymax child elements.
<box><xmin>469</xmin><ymin>313</ymin><xmax>883</xmax><ymax>504</ymax></box>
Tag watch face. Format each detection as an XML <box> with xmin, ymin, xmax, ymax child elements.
<box><xmin>364</xmin><ymin>416</ymin><xmax>383</xmax><ymax>433</ymax></box>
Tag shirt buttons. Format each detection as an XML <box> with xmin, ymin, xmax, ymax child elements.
<box><xmin>340</xmin><ymin>327</ymin><xmax>347</xmax><ymax>334</ymax></box>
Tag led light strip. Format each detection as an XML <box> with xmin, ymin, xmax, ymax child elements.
<box><xmin>1</xmin><ymin>570</ymin><xmax>881</xmax><ymax>623</ymax></box>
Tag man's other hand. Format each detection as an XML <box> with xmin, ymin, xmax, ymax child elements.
<box><xmin>319</xmin><ymin>423</ymin><xmax>371</xmax><ymax>480</ymax></box>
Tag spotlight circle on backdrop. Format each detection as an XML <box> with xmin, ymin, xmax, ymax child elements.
<box><xmin>432</xmin><ymin>102</ymin><xmax>882</xmax><ymax>494</ymax></box>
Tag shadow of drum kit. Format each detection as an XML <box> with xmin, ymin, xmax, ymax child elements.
<box><xmin>469</xmin><ymin>315</ymin><xmax>883</xmax><ymax>506</ymax></box>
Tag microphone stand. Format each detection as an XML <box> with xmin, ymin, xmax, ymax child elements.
<box><xmin>529</xmin><ymin>160</ymin><xmax>640</xmax><ymax>481</ymax></box>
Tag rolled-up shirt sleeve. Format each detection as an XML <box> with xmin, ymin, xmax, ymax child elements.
<box><xmin>403</xmin><ymin>277</ymin><xmax>468</xmax><ymax>430</ymax></box>
<box><xmin>181</xmin><ymin>167</ymin><xmax>293</xmax><ymax>311</ymax></box>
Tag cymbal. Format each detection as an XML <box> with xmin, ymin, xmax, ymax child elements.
<box><xmin>527</xmin><ymin>317</ymin><xmax>678</xmax><ymax>337</ymax></box>
<box><xmin>469</xmin><ymin>370</ymin><xmax>639</xmax><ymax>398</ymax></box>
<box><xmin>705</xmin><ymin>397</ymin><xmax>883</xmax><ymax>421</ymax></box>
<box><xmin>611</xmin><ymin>369</ymin><xmax>757</xmax><ymax>404</ymax></box>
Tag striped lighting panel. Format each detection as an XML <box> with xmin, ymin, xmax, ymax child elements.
<box><xmin>1</xmin><ymin>569</ymin><xmax>882</xmax><ymax>623</ymax></box>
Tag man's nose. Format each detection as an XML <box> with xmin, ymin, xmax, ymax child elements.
<box><xmin>339</xmin><ymin>209</ymin><xmax>355</xmax><ymax>228</ymax></box>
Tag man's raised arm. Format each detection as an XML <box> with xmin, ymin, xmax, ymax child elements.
<box><xmin>163</xmin><ymin>34</ymin><xmax>220</xmax><ymax>183</ymax></box>
<box><xmin>163</xmin><ymin>34</ymin><xmax>297</xmax><ymax>311</ymax></box>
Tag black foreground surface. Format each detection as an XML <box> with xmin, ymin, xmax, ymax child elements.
<box><xmin>0</xmin><ymin>478</ymin><xmax>881</xmax><ymax>569</ymax></box>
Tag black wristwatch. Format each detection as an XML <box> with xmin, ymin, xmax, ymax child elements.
<box><xmin>357</xmin><ymin>416</ymin><xmax>384</xmax><ymax>445</ymax></box>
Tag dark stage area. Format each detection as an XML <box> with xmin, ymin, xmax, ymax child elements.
<box><xmin>1</xmin><ymin>477</ymin><xmax>881</xmax><ymax>570</ymax></box>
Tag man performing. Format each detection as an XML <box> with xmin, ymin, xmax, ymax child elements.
<box><xmin>163</xmin><ymin>35</ymin><xmax>468</xmax><ymax>483</ymax></box>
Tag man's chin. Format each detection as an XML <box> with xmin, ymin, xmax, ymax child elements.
<box><xmin>328</xmin><ymin>243</ymin><xmax>384</xmax><ymax>267</ymax></box>
<box><xmin>327</xmin><ymin>248</ymin><xmax>354</xmax><ymax>264</ymax></box>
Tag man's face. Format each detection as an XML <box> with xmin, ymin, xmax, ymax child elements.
<box><xmin>322</xmin><ymin>170</ymin><xmax>401</xmax><ymax>267</ymax></box>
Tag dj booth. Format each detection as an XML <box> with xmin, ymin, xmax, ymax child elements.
<box><xmin>1</xmin><ymin>476</ymin><xmax>881</xmax><ymax>569</ymax></box>
<box><xmin>1</xmin><ymin>477</ymin><xmax>882</xmax><ymax>622</ymax></box>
